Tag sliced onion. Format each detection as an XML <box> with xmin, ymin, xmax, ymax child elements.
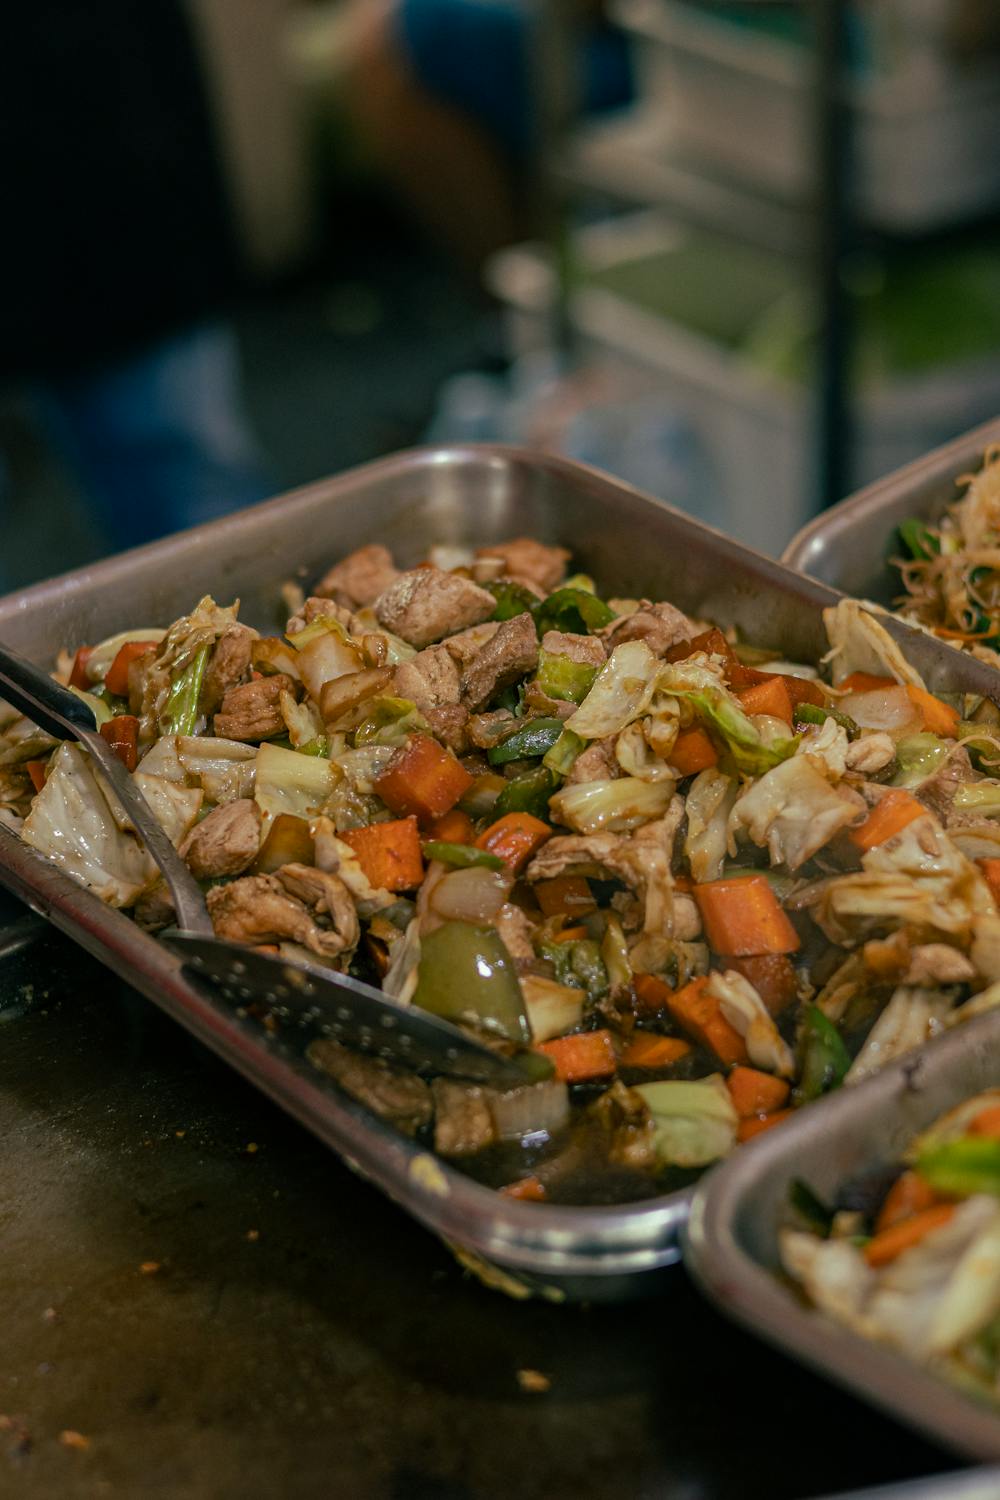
<box><xmin>489</xmin><ymin>1079</ymin><xmax>570</xmax><ymax>1141</ymax></box>
<box><xmin>296</xmin><ymin>631</ymin><xmax>364</xmax><ymax>702</ymax></box>
<box><xmin>839</xmin><ymin>685</ymin><xmax>922</xmax><ymax>736</ymax></box>
<box><xmin>428</xmin><ymin>865</ymin><xmax>510</xmax><ymax>923</ymax></box>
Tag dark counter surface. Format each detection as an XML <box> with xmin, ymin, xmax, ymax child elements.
<box><xmin>0</xmin><ymin>900</ymin><xmax>962</xmax><ymax>1500</ymax></box>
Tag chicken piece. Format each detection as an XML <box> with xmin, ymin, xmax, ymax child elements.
<box><xmin>903</xmin><ymin>943</ymin><xmax>976</xmax><ymax>987</ymax></box>
<box><xmin>200</xmin><ymin>625</ymin><xmax>257</xmax><ymax>716</ymax></box>
<box><xmin>393</xmin><ymin>644</ymin><xmax>462</xmax><ymax>710</ymax></box>
<box><xmin>588</xmin><ymin>1081</ymin><xmax>657</xmax><ymax>1171</ymax></box>
<box><xmin>374</xmin><ymin>567</ymin><xmax>496</xmax><ymax>649</ymax></box>
<box><xmin>213</xmin><ymin>674</ymin><xmax>296</xmax><ymax>742</ymax></box>
<box><xmin>540</xmin><ymin>630</ymin><xmax>606</xmax><ymax>666</ymax></box>
<box><xmin>917</xmin><ymin>747</ymin><xmax>978</xmax><ymax>823</ymax></box>
<box><xmin>431</xmin><ymin>1078</ymin><xmax>497</xmax><ymax>1156</ymax></box>
<box><xmin>474</xmin><ymin>537</ymin><xmax>570</xmax><ymax>594</ymax></box>
<box><xmin>275</xmin><ymin>863</ymin><xmax>361</xmax><ymax>956</ymax></box>
<box><xmin>286</xmin><ymin>596</ymin><xmax>354</xmax><ymax>636</ymax></box>
<box><xmin>180</xmin><ymin>798</ymin><xmax>261</xmax><ymax>879</ymax></box>
<box><xmin>467</xmin><ymin>708</ymin><xmax>520</xmax><ymax>750</ymax></box>
<box><xmin>845</xmin><ymin>733</ymin><xmax>896</xmax><ymax>775</ymax></box>
<box><xmin>600</xmin><ymin>601</ymin><xmax>697</xmax><ymax>657</ymax></box>
<box><xmin>442</xmin><ymin>620</ymin><xmax>501</xmax><ymax>667</ymax></box>
<box><xmin>308</xmin><ymin>1038</ymin><xmax>432</xmax><ymax>1136</ymax></box>
<box><xmin>521</xmin><ymin>683</ymin><xmax>577</xmax><ymax>720</ymax></box>
<box><xmin>461</xmin><ymin>613</ymin><xmax>540</xmax><ymax>712</ymax></box>
<box><xmin>133</xmin><ymin>879</ymin><xmax>175</xmax><ymax>933</ymax></box>
<box><xmin>423</xmin><ymin>704</ymin><xmax>471</xmax><ymax>754</ymax></box>
<box><xmin>207</xmin><ymin>865</ymin><xmax>358</xmax><ymax>958</ymax></box>
<box><xmin>565</xmin><ymin>737</ymin><xmax>620</xmax><ymax>785</ymax></box>
<box><xmin>493</xmin><ymin>902</ymin><xmax>536</xmax><ymax>966</ymax></box>
<box><xmin>315</xmin><ymin>543</ymin><xmax>399</xmax><ymax>610</ymax></box>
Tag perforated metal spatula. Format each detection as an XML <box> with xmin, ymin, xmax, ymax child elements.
<box><xmin>0</xmin><ymin>642</ymin><xmax>540</xmax><ymax>1087</ymax></box>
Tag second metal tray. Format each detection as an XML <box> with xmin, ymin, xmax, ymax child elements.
<box><xmin>684</xmin><ymin>1008</ymin><xmax>1000</xmax><ymax>1460</ymax></box>
<box><xmin>3</xmin><ymin>443</ymin><xmax>1000</xmax><ymax>1299</ymax></box>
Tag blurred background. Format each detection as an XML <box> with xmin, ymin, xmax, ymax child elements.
<box><xmin>3</xmin><ymin>0</ymin><xmax>1000</xmax><ymax>586</ymax></box>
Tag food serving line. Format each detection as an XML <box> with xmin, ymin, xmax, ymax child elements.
<box><xmin>3</xmin><ymin>421</ymin><xmax>1000</xmax><ymax>1495</ymax></box>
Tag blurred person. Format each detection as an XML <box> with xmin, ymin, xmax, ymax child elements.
<box><xmin>0</xmin><ymin>0</ymin><xmax>271</xmax><ymax>579</ymax></box>
<box><xmin>342</xmin><ymin>0</ymin><xmax>634</xmax><ymax>275</ymax></box>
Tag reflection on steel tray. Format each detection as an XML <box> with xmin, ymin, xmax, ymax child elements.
<box><xmin>685</xmin><ymin>1006</ymin><xmax>1000</xmax><ymax>1460</ymax></box>
<box><xmin>3</xmin><ymin>444</ymin><xmax>1000</xmax><ymax>1300</ymax></box>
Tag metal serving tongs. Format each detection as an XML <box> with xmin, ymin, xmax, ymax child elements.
<box><xmin>0</xmin><ymin>643</ymin><xmax>543</xmax><ymax>1086</ymax></box>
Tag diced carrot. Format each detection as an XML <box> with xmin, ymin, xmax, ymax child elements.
<box><xmin>105</xmin><ymin>641</ymin><xmax>156</xmax><ymax>698</ymax></box>
<box><xmin>848</xmin><ymin>790</ymin><xmax>926</xmax><ymax>852</ymax></box>
<box><xmin>500</xmin><ymin>1176</ymin><xmax>547</xmax><ymax>1202</ymax></box>
<box><xmin>979</xmin><ymin>858</ymin><xmax>1000</xmax><ymax>908</ymax></box>
<box><xmin>68</xmin><ymin>645</ymin><xmax>93</xmax><ymax>690</ymax></box>
<box><xmin>99</xmin><ymin>714</ymin><xmax>139</xmax><ymax>772</ymax></box>
<box><xmin>726</xmin><ymin>661</ymin><xmax>771</xmax><ymax>692</ymax></box>
<box><xmin>425</xmin><ymin>808</ymin><xmax>475</xmax><ymax>845</ymax></box>
<box><xmin>665</xmin><ymin>976</ymin><xmax>748</xmax><ymax>1067</ymax></box>
<box><xmin>864</xmin><ymin>1203</ymin><xmax>957</xmax><ymax>1268</ymax></box>
<box><xmin>534</xmin><ymin>875</ymin><xmax>596</xmax><ymax>919</ymax></box>
<box><xmin>726</xmin><ymin>1066</ymin><xmax>790</xmax><ymax>1119</ymax></box>
<box><xmin>905</xmin><ymin>684</ymin><xmax>960</xmax><ymax>738</ymax></box>
<box><xmin>620</xmin><ymin>1033</ymin><xmax>691</xmax><ymax>1068</ymax></box>
<box><xmin>737</xmin><ymin>676</ymin><xmax>794</xmax><ymax>727</ymax></box>
<box><xmin>875</xmin><ymin>1170</ymin><xmax>942</xmax><ymax>1234</ymax></box>
<box><xmin>970</xmin><ymin>1104</ymin><xmax>1000</xmax><ymax>1139</ymax></box>
<box><xmin>837</xmin><ymin>671</ymin><xmax>896</xmax><ymax>693</ymax></box>
<box><xmin>537</xmin><ymin>1029</ymin><xmax>617</xmax><ymax>1083</ymax></box>
<box><xmin>25</xmin><ymin>759</ymin><xmax>48</xmax><ymax>794</ymax></box>
<box><xmin>669</xmin><ymin>726</ymin><xmax>718</xmax><ymax>776</ymax></box>
<box><xmin>634</xmin><ymin>973</ymin><xmax>675</xmax><ymax>1014</ymax></box>
<box><xmin>737</xmin><ymin>1109</ymin><xmax>794</xmax><ymax>1143</ymax></box>
<box><xmin>693</xmin><ymin>875</ymin><xmax>800</xmax><ymax>958</ymax></box>
<box><xmin>673</xmin><ymin>873</ymin><xmax>694</xmax><ymax>893</ymax></box>
<box><xmin>476</xmin><ymin>812</ymin><xmax>552</xmax><ymax>875</ymax></box>
<box><xmin>374</xmin><ymin>734</ymin><xmax>474</xmax><ymax>823</ymax></box>
<box><xmin>341</xmin><ymin>816</ymin><xmax>425</xmax><ymax>892</ymax></box>
<box><xmin>781</xmin><ymin>675</ymin><xmax>825</xmax><ymax>710</ymax></box>
<box><xmin>728</xmin><ymin>954</ymin><xmax>798</xmax><ymax>1017</ymax></box>
<box><xmin>664</xmin><ymin>627</ymin><xmax>733</xmax><ymax>666</ymax></box>
<box><xmin>552</xmin><ymin>925</ymin><xmax>589</xmax><ymax>943</ymax></box>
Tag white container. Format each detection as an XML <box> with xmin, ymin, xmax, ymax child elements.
<box><xmin>616</xmin><ymin>0</ymin><xmax>1000</xmax><ymax>233</ymax></box>
<box><xmin>485</xmin><ymin>213</ymin><xmax>1000</xmax><ymax>556</ymax></box>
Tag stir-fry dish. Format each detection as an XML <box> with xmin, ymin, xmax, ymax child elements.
<box><xmin>782</xmin><ymin>1088</ymin><xmax>1000</xmax><ymax>1405</ymax></box>
<box><xmin>6</xmin><ymin>538</ymin><xmax>1000</xmax><ymax>1205</ymax></box>
<box><xmin>896</xmin><ymin>445</ymin><xmax>1000</xmax><ymax>665</ymax></box>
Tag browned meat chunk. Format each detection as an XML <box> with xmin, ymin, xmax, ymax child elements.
<box><xmin>393</xmin><ymin>645</ymin><xmax>462</xmax><ymax>710</ymax></box>
<box><xmin>286</xmin><ymin>596</ymin><xmax>354</xmax><ymax>636</ymax></box>
<box><xmin>493</xmin><ymin>902</ymin><xmax>537</xmax><ymax>966</ymax></box>
<box><xmin>180</xmin><ymin>798</ymin><xmax>261</xmax><ymax>879</ymax></box>
<box><xmin>520</xmin><ymin>683</ymin><xmax>577</xmax><ymax>720</ymax></box>
<box><xmin>442</xmin><ymin>620</ymin><xmax>501</xmax><ymax>667</ymax></box>
<box><xmin>213</xmin><ymin>674</ymin><xmax>295</xmax><ymax>742</ymax></box>
<box><xmin>601</xmin><ymin>601</ymin><xmax>697</xmax><ymax>657</ymax></box>
<box><xmin>461</xmin><ymin>613</ymin><xmax>540</xmax><ymax>712</ymax></box>
<box><xmin>134</xmin><ymin>879</ymin><xmax>175</xmax><ymax>933</ymax></box>
<box><xmin>589</xmin><ymin>1081</ymin><xmax>657</xmax><ymax>1170</ymax></box>
<box><xmin>467</xmin><ymin>708</ymin><xmax>519</xmax><ymax>749</ymax></box>
<box><xmin>309</xmin><ymin>1038</ymin><xmax>433</xmax><ymax>1136</ymax></box>
<box><xmin>474</xmin><ymin>538</ymin><xmax>570</xmax><ymax>593</ymax></box>
<box><xmin>540</xmin><ymin>630</ymin><xmax>606</xmax><ymax>666</ymax></box>
<box><xmin>431</xmin><ymin>1078</ymin><xmax>497</xmax><ymax>1156</ymax></box>
<box><xmin>374</xmin><ymin>568</ymin><xmax>496</xmax><ymax>648</ymax></box>
<box><xmin>423</xmin><ymin>704</ymin><xmax>470</xmax><ymax>754</ymax></box>
<box><xmin>207</xmin><ymin>864</ymin><xmax>358</xmax><ymax>958</ymax></box>
<box><xmin>565</xmin><ymin>737</ymin><xmax>620</xmax><ymax>785</ymax></box>
<box><xmin>315</xmin><ymin>544</ymin><xmax>399</xmax><ymax>609</ymax></box>
<box><xmin>917</xmin><ymin>746</ymin><xmax>979</xmax><ymax>823</ymax></box>
<box><xmin>200</xmin><ymin>625</ymin><xmax>257</xmax><ymax>715</ymax></box>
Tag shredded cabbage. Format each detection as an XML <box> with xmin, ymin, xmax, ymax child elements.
<box><xmin>254</xmin><ymin>742</ymin><xmax>337</xmax><ymax>824</ymax></box>
<box><xmin>564</xmin><ymin>641</ymin><xmax>659</xmax><ymax>740</ymax></box>
<box><xmin>635</xmin><ymin>1075</ymin><xmax>738</xmax><ymax>1168</ymax></box>
<box><xmin>548</xmin><ymin>777</ymin><xmax>674</xmax><ymax>835</ymax></box>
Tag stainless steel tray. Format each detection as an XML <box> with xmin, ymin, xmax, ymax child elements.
<box><xmin>684</xmin><ymin>1007</ymin><xmax>1000</xmax><ymax>1460</ymax></box>
<box><xmin>3</xmin><ymin>443</ymin><xmax>1000</xmax><ymax>1301</ymax></box>
<box><xmin>781</xmin><ymin>415</ymin><xmax>1000</xmax><ymax>600</ymax></box>
<box><xmin>820</xmin><ymin>1474</ymin><xmax>1000</xmax><ymax>1500</ymax></box>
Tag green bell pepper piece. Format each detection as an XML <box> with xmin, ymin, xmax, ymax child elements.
<box><xmin>534</xmin><ymin>587</ymin><xmax>614</xmax><ymax>638</ymax></box>
<box><xmin>493</xmin><ymin>766</ymin><xmax>558</xmax><ymax>819</ymax></box>
<box><xmin>413</xmin><ymin>920</ymin><xmax>532</xmax><ymax>1043</ymax></box>
<box><xmin>298</xmin><ymin>735</ymin><xmax>330</xmax><ymax>757</ymax></box>
<box><xmin>488</xmin><ymin>717</ymin><xmax>565</xmax><ymax>765</ymax></box>
<box><xmin>422</xmin><ymin>841</ymin><xmax>504</xmax><ymax>871</ymax></box>
<box><xmin>796</xmin><ymin>1006</ymin><xmax>851</xmax><ymax>1103</ymax></box>
<box><xmin>543</xmin><ymin>727</ymin><xmax>584</xmax><ymax>776</ymax></box>
<box><xmin>917</xmin><ymin>1136</ymin><xmax>1000</xmax><ymax>1199</ymax></box>
<box><xmin>164</xmin><ymin>644</ymin><xmax>210</xmax><ymax>736</ymax></box>
<box><xmin>487</xmin><ymin>580</ymin><xmax>538</xmax><ymax>622</ymax></box>
<box><xmin>537</xmin><ymin>937</ymin><xmax>609</xmax><ymax>1002</ymax></box>
<box><xmin>535</xmin><ymin>648</ymin><xmax>598</xmax><ymax>704</ymax></box>
<box><xmin>793</xmin><ymin>701</ymin><xmax>859</xmax><ymax>739</ymax></box>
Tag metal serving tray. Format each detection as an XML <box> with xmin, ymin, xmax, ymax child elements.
<box><xmin>781</xmin><ymin>415</ymin><xmax>1000</xmax><ymax>600</ymax></box>
<box><xmin>684</xmin><ymin>1008</ymin><xmax>1000</xmax><ymax>1460</ymax></box>
<box><xmin>821</xmin><ymin>1475</ymin><xmax>1000</xmax><ymax>1500</ymax></box>
<box><xmin>3</xmin><ymin>444</ymin><xmax>1000</xmax><ymax>1301</ymax></box>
